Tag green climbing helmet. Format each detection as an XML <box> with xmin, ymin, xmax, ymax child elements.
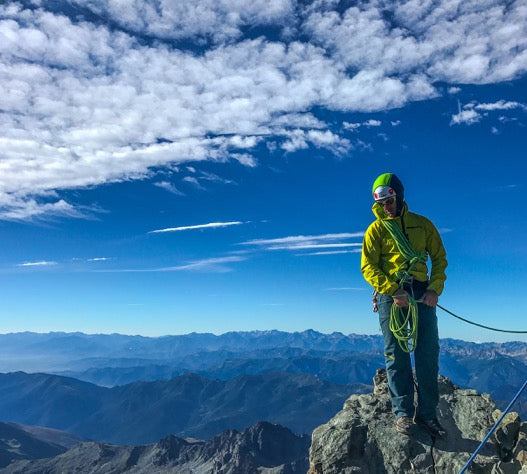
<box><xmin>372</xmin><ymin>173</ymin><xmax>405</xmax><ymax>202</ymax></box>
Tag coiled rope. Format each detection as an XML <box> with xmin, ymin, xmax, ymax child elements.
<box><xmin>380</xmin><ymin>218</ymin><xmax>427</xmax><ymax>353</ymax></box>
<box><xmin>389</xmin><ymin>295</ymin><xmax>419</xmax><ymax>352</ymax></box>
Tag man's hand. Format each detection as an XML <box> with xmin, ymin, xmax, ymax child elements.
<box><xmin>392</xmin><ymin>289</ymin><xmax>409</xmax><ymax>308</ymax></box>
<box><xmin>422</xmin><ymin>290</ymin><xmax>438</xmax><ymax>307</ymax></box>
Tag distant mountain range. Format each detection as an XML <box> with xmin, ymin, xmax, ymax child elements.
<box><xmin>59</xmin><ymin>350</ymin><xmax>386</xmax><ymax>387</ymax></box>
<box><xmin>0</xmin><ymin>330</ymin><xmax>525</xmax><ymax>444</ymax></box>
<box><xmin>0</xmin><ymin>330</ymin><xmax>383</xmax><ymax>372</ymax></box>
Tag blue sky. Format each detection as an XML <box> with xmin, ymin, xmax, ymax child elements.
<box><xmin>1</xmin><ymin>0</ymin><xmax>526</xmax><ymax>342</ymax></box>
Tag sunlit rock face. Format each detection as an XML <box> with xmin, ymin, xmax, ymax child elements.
<box><xmin>308</xmin><ymin>369</ymin><xmax>527</xmax><ymax>474</ymax></box>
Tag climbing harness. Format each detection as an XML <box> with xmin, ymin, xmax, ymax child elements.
<box><xmin>380</xmin><ymin>218</ymin><xmax>427</xmax><ymax>353</ymax></box>
<box><xmin>459</xmin><ymin>378</ymin><xmax>527</xmax><ymax>474</ymax></box>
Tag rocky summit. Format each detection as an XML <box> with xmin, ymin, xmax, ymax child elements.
<box><xmin>308</xmin><ymin>369</ymin><xmax>527</xmax><ymax>474</ymax></box>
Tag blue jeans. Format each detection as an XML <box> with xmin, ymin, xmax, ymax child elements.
<box><xmin>377</xmin><ymin>289</ymin><xmax>439</xmax><ymax>420</ymax></box>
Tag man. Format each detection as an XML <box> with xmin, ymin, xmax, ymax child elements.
<box><xmin>361</xmin><ymin>173</ymin><xmax>448</xmax><ymax>437</ymax></box>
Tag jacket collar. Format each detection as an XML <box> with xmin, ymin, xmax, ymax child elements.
<box><xmin>372</xmin><ymin>201</ymin><xmax>408</xmax><ymax>220</ymax></box>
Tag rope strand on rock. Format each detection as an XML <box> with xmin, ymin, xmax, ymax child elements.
<box><xmin>459</xmin><ymin>379</ymin><xmax>527</xmax><ymax>474</ymax></box>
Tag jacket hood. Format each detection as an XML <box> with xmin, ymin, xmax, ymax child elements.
<box><xmin>372</xmin><ymin>173</ymin><xmax>405</xmax><ymax>214</ymax></box>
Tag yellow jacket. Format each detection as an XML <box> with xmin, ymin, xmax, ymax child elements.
<box><xmin>361</xmin><ymin>202</ymin><xmax>447</xmax><ymax>296</ymax></box>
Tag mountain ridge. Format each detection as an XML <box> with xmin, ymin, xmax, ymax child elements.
<box><xmin>0</xmin><ymin>371</ymin><xmax>358</xmax><ymax>444</ymax></box>
<box><xmin>0</xmin><ymin>421</ymin><xmax>310</xmax><ymax>474</ymax></box>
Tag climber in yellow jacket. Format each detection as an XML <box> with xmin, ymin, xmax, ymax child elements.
<box><xmin>361</xmin><ymin>172</ymin><xmax>448</xmax><ymax>438</ymax></box>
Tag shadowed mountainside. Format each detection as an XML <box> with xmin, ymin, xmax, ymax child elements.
<box><xmin>0</xmin><ymin>422</ymin><xmax>83</xmax><ymax>468</ymax></box>
<box><xmin>0</xmin><ymin>371</ymin><xmax>364</xmax><ymax>445</ymax></box>
<box><xmin>3</xmin><ymin>372</ymin><xmax>526</xmax><ymax>473</ymax></box>
<box><xmin>0</xmin><ymin>421</ymin><xmax>309</xmax><ymax>474</ymax></box>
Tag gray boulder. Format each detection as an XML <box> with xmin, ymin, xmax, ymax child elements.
<box><xmin>308</xmin><ymin>369</ymin><xmax>527</xmax><ymax>474</ymax></box>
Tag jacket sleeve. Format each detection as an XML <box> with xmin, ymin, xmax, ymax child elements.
<box><xmin>424</xmin><ymin>219</ymin><xmax>447</xmax><ymax>295</ymax></box>
<box><xmin>361</xmin><ymin>223</ymin><xmax>399</xmax><ymax>295</ymax></box>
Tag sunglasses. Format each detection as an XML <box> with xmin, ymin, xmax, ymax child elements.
<box><xmin>377</xmin><ymin>197</ymin><xmax>396</xmax><ymax>207</ymax></box>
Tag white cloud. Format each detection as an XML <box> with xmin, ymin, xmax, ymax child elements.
<box><xmin>343</xmin><ymin>119</ymin><xmax>382</xmax><ymax>131</ymax></box>
<box><xmin>304</xmin><ymin>1</ymin><xmax>527</xmax><ymax>84</ymax></box>
<box><xmin>298</xmin><ymin>249</ymin><xmax>361</xmax><ymax>256</ymax></box>
<box><xmin>451</xmin><ymin>99</ymin><xmax>526</xmax><ymax>125</ymax></box>
<box><xmin>1</xmin><ymin>1</ymin><xmax>526</xmax><ymax>219</ymax></box>
<box><xmin>150</xmin><ymin>221</ymin><xmax>245</xmax><ymax>233</ymax></box>
<box><xmin>474</xmin><ymin>100</ymin><xmax>525</xmax><ymax>111</ymax></box>
<box><xmin>70</xmin><ymin>0</ymin><xmax>296</xmax><ymax>43</ymax></box>
<box><xmin>154</xmin><ymin>181</ymin><xmax>185</xmax><ymax>195</ymax></box>
<box><xmin>289</xmin><ymin>243</ymin><xmax>362</xmax><ymax>249</ymax></box>
<box><xmin>498</xmin><ymin>115</ymin><xmax>518</xmax><ymax>123</ymax></box>
<box><xmin>278</xmin><ymin>243</ymin><xmax>362</xmax><ymax>251</ymax></box>
<box><xmin>450</xmin><ymin>109</ymin><xmax>481</xmax><ymax>125</ymax></box>
<box><xmin>280</xmin><ymin>128</ymin><xmax>351</xmax><ymax>154</ymax></box>
<box><xmin>228</xmin><ymin>153</ymin><xmax>257</xmax><ymax>167</ymax></box>
<box><xmin>87</xmin><ymin>257</ymin><xmax>112</xmax><ymax>262</ymax></box>
<box><xmin>17</xmin><ymin>261</ymin><xmax>57</xmax><ymax>267</ymax></box>
<box><xmin>199</xmin><ymin>171</ymin><xmax>236</xmax><ymax>185</ymax></box>
<box><xmin>343</xmin><ymin>122</ymin><xmax>361</xmax><ymax>130</ymax></box>
<box><xmin>159</xmin><ymin>256</ymin><xmax>245</xmax><ymax>272</ymax></box>
<box><xmin>96</xmin><ymin>255</ymin><xmax>246</xmax><ymax>272</ymax></box>
<box><xmin>182</xmin><ymin>177</ymin><xmax>206</xmax><ymax>190</ymax></box>
<box><xmin>241</xmin><ymin>232</ymin><xmax>364</xmax><ymax>251</ymax></box>
<box><xmin>0</xmin><ymin>194</ymin><xmax>86</xmax><ymax>221</ymax></box>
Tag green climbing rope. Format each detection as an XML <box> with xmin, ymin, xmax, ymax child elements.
<box><xmin>378</xmin><ymin>215</ymin><xmax>527</xmax><ymax>345</ymax></box>
<box><xmin>380</xmin><ymin>218</ymin><xmax>428</xmax><ymax>353</ymax></box>
<box><xmin>437</xmin><ymin>304</ymin><xmax>527</xmax><ymax>334</ymax></box>
<box><xmin>380</xmin><ymin>219</ymin><xmax>427</xmax><ymax>284</ymax></box>
<box><xmin>389</xmin><ymin>296</ymin><xmax>419</xmax><ymax>352</ymax></box>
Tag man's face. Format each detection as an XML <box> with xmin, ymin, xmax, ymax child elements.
<box><xmin>378</xmin><ymin>196</ymin><xmax>397</xmax><ymax>217</ymax></box>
